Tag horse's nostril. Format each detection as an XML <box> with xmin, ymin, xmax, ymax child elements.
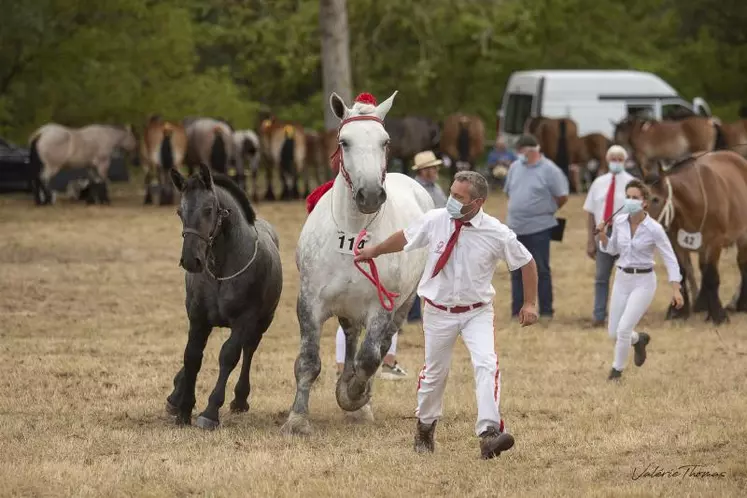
<box><xmin>378</xmin><ymin>187</ymin><xmax>387</xmax><ymax>203</ymax></box>
<box><xmin>355</xmin><ymin>189</ymin><xmax>365</xmax><ymax>204</ymax></box>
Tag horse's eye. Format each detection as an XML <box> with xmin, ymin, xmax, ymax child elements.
<box><xmin>203</xmin><ymin>206</ymin><xmax>214</xmax><ymax>216</ymax></box>
<box><xmin>339</xmin><ymin>139</ymin><xmax>348</xmax><ymax>148</ymax></box>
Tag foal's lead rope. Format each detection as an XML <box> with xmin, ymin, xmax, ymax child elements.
<box><xmin>657</xmin><ymin>163</ymin><xmax>708</xmax><ymax>234</ymax></box>
<box><xmin>353</xmin><ymin>229</ymin><xmax>399</xmax><ymax>312</ymax></box>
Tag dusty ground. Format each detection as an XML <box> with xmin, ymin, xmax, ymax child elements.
<box><xmin>1</xmin><ymin>177</ymin><xmax>745</xmax><ymax>498</ymax></box>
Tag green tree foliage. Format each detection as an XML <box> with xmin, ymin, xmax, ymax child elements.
<box><xmin>0</xmin><ymin>0</ymin><xmax>744</xmax><ymax>144</ymax></box>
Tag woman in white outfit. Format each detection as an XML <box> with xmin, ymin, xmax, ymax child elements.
<box><xmin>596</xmin><ymin>179</ymin><xmax>684</xmax><ymax>381</ymax></box>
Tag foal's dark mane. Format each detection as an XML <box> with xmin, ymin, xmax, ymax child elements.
<box><xmin>186</xmin><ymin>173</ymin><xmax>257</xmax><ymax>225</ymax></box>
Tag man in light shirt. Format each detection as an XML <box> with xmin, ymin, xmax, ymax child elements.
<box><xmin>583</xmin><ymin>145</ymin><xmax>635</xmax><ymax>327</ymax></box>
<box><xmin>504</xmin><ymin>134</ymin><xmax>569</xmax><ymax>319</ymax></box>
<box><xmin>354</xmin><ymin>171</ymin><xmax>539</xmax><ymax>459</ymax></box>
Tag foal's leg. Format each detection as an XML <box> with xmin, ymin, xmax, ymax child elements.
<box><xmin>170</xmin><ymin>318</ymin><xmax>212</xmax><ymax>425</ymax></box>
<box><xmin>702</xmin><ymin>247</ymin><xmax>728</xmax><ymax>325</ymax></box>
<box><xmin>693</xmin><ymin>252</ymin><xmax>709</xmax><ymax>312</ymax></box>
<box><xmin>93</xmin><ymin>158</ymin><xmax>111</xmax><ymax>205</ymax></box>
<box><xmin>336</xmin><ymin>317</ymin><xmax>374</xmax><ymax>423</ymax></box>
<box><xmin>281</xmin><ymin>292</ymin><xmax>327</xmax><ymax>435</ymax></box>
<box><xmin>195</xmin><ymin>316</ymin><xmax>256</xmax><ymax>430</ymax></box>
<box><xmin>230</xmin><ymin>314</ymin><xmax>273</xmax><ymax>413</ymax></box>
<box><xmin>143</xmin><ymin>166</ymin><xmax>154</xmax><ymax>205</ymax></box>
<box><xmin>731</xmin><ymin>240</ymin><xmax>747</xmax><ymax>312</ymax></box>
<box><xmin>264</xmin><ymin>161</ymin><xmax>276</xmax><ymax>201</ymax></box>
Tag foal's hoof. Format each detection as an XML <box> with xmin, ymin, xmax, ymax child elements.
<box><xmin>280</xmin><ymin>412</ymin><xmax>311</xmax><ymax>436</ymax></box>
<box><xmin>165</xmin><ymin>400</ymin><xmax>179</xmax><ymax>416</ymax></box>
<box><xmin>230</xmin><ymin>399</ymin><xmax>250</xmax><ymax>413</ymax></box>
<box><xmin>195</xmin><ymin>415</ymin><xmax>220</xmax><ymax>430</ymax></box>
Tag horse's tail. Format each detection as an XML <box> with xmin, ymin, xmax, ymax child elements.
<box><xmin>29</xmin><ymin>137</ymin><xmax>43</xmax><ymax>178</ymax></box>
<box><xmin>210</xmin><ymin>130</ymin><xmax>228</xmax><ymax>173</ymax></box>
<box><xmin>160</xmin><ymin>134</ymin><xmax>174</xmax><ymax>171</ymax></box>
<box><xmin>280</xmin><ymin>133</ymin><xmax>296</xmax><ymax>175</ymax></box>
<box><xmin>713</xmin><ymin>122</ymin><xmax>727</xmax><ymax>151</ymax></box>
<box><xmin>457</xmin><ymin>121</ymin><xmax>470</xmax><ymax>162</ymax></box>
<box><xmin>556</xmin><ymin>119</ymin><xmax>569</xmax><ymax>174</ymax></box>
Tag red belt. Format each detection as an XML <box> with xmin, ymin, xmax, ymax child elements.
<box><xmin>424</xmin><ymin>298</ymin><xmax>484</xmax><ymax>314</ymax></box>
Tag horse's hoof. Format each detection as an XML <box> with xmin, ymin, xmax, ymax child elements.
<box><xmin>343</xmin><ymin>402</ymin><xmax>374</xmax><ymax>424</ymax></box>
<box><xmin>195</xmin><ymin>415</ymin><xmax>220</xmax><ymax>430</ymax></box>
<box><xmin>175</xmin><ymin>413</ymin><xmax>191</xmax><ymax>426</ymax></box>
<box><xmin>230</xmin><ymin>398</ymin><xmax>250</xmax><ymax>413</ymax></box>
<box><xmin>280</xmin><ymin>412</ymin><xmax>311</xmax><ymax>436</ymax></box>
<box><xmin>336</xmin><ymin>375</ymin><xmax>372</xmax><ymax>412</ymax></box>
<box><xmin>165</xmin><ymin>400</ymin><xmax>179</xmax><ymax>416</ymax></box>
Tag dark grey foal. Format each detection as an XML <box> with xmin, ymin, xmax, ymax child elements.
<box><xmin>166</xmin><ymin>163</ymin><xmax>283</xmax><ymax>429</ymax></box>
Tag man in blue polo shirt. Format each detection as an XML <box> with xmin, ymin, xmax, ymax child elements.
<box><xmin>503</xmin><ymin>134</ymin><xmax>569</xmax><ymax>319</ymax></box>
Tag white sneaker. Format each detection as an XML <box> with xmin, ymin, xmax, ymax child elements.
<box><xmin>379</xmin><ymin>362</ymin><xmax>409</xmax><ymax>380</ymax></box>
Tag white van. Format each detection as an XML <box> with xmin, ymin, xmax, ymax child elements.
<box><xmin>497</xmin><ymin>70</ymin><xmax>712</xmax><ymax>147</ymax></box>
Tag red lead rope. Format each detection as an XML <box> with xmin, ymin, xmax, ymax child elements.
<box><xmin>353</xmin><ymin>229</ymin><xmax>399</xmax><ymax>311</ymax></box>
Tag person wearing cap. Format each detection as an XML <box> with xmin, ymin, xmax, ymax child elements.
<box><xmin>583</xmin><ymin>145</ymin><xmax>636</xmax><ymax>327</ymax></box>
<box><xmin>504</xmin><ymin>134</ymin><xmax>569</xmax><ymax>319</ymax></box>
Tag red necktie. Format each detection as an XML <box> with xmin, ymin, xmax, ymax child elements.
<box><xmin>603</xmin><ymin>174</ymin><xmax>616</xmax><ymax>221</ymax></box>
<box><xmin>431</xmin><ymin>220</ymin><xmax>471</xmax><ymax>278</ymax></box>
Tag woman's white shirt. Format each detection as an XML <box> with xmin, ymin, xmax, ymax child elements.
<box><xmin>599</xmin><ymin>213</ymin><xmax>682</xmax><ymax>283</ymax></box>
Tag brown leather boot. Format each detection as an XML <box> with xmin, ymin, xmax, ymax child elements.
<box><xmin>479</xmin><ymin>426</ymin><xmax>514</xmax><ymax>459</ymax></box>
<box><xmin>413</xmin><ymin>420</ymin><xmax>437</xmax><ymax>454</ymax></box>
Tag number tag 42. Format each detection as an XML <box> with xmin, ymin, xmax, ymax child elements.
<box><xmin>335</xmin><ymin>231</ymin><xmax>370</xmax><ymax>256</ymax></box>
<box><xmin>677</xmin><ymin>229</ymin><xmax>702</xmax><ymax>251</ymax></box>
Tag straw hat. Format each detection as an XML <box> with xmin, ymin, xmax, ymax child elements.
<box><xmin>411</xmin><ymin>150</ymin><xmax>443</xmax><ymax>171</ymax></box>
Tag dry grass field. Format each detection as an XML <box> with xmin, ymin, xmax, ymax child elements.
<box><xmin>1</xmin><ymin>177</ymin><xmax>746</xmax><ymax>498</ymax></box>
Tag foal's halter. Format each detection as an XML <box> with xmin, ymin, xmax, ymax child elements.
<box><xmin>181</xmin><ymin>197</ymin><xmax>259</xmax><ymax>281</ymax></box>
<box><xmin>330</xmin><ymin>114</ymin><xmax>389</xmax><ymax>190</ymax></box>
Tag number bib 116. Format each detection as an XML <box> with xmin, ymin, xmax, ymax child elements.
<box><xmin>335</xmin><ymin>231</ymin><xmax>370</xmax><ymax>255</ymax></box>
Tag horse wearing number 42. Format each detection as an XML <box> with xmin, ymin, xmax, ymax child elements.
<box><xmin>281</xmin><ymin>91</ymin><xmax>434</xmax><ymax>435</ymax></box>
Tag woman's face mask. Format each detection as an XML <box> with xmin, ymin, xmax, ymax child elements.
<box><xmin>623</xmin><ymin>198</ymin><xmax>644</xmax><ymax>214</ymax></box>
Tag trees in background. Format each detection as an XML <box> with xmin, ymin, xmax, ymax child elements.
<box><xmin>0</xmin><ymin>0</ymin><xmax>743</xmax><ymax>143</ymax></box>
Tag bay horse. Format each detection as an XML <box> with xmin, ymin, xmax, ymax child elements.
<box><xmin>572</xmin><ymin>133</ymin><xmax>612</xmax><ymax>190</ymax></box>
<box><xmin>28</xmin><ymin>123</ymin><xmax>137</xmax><ymax>205</ymax></box>
<box><xmin>613</xmin><ymin>116</ymin><xmax>727</xmax><ymax>170</ymax></box>
<box><xmin>258</xmin><ymin>117</ymin><xmax>307</xmax><ymax>201</ymax></box>
<box><xmin>644</xmin><ymin>151</ymin><xmax>747</xmax><ymax>325</ymax></box>
<box><xmin>232</xmin><ymin>129</ymin><xmax>260</xmax><ymax>202</ymax></box>
<box><xmin>166</xmin><ymin>164</ymin><xmax>283</xmax><ymax>429</ymax></box>
<box><xmin>140</xmin><ymin>115</ymin><xmax>187</xmax><ymax>205</ymax></box>
<box><xmin>440</xmin><ymin>113</ymin><xmax>484</xmax><ymax>179</ymax></box>
<box><xmin>281</xmin><ymin>91</ymin><xmax>434</xmax><ymax>435</ymax></box>
<box><xmin>184</xmin><ymin>118</ymin><xmax>240</xmax><ymax>189</ymax></box>
<box><xmin>524</xmin><ymin>116</ymin><xmax>579</xmax><ymax>192</ymax></box>
<box><xmin>721</xmin><ymin>119</ymin><xmax>747</xmax><ymax>158</ymax></box>
<box><xmin>384</xmin><ymin>116</ymin><xmax>441</xmax><ymax>174</ymax></box>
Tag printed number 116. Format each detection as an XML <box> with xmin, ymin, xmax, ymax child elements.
<box><xmin>339</xmin><ymin>235</ymin><xmax>366</xmax><ymax>252</ymax></box>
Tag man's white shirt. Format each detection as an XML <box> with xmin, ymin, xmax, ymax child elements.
<box><xmin>403</xmin><ymin>208</ymin><xmax>533</xmax><ymax>307</ymax></box>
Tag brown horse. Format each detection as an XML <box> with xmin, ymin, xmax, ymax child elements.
<box><xmin>28</xmin><ymin>123</ymin><xmax>138</xmax><ymax>205</ymax></box>
<box><xmin>258</xmin><ymin>117</ymin><xmax>307</xmax><ymax>201</ymax></box>
<box><xmin>440</xmin><ymin>113</ymin><xmax>484</xmax><ymax>179</ymax></box>
<box><xmin>304</xmin><ymin>129</ymin><xmax>331</xmax><ymax>188</ymax></box>
<box><xmin>573</xmin><ymin>133</ymin><xmax>612</xmax><ymax>175</ymax></box>
<box><xmin>524</xmin><ymin>116</ymin><xmax>580</xmax><ymax>192</ymax></box>
<box><xmin>184</xmin><ymin>117</ymin><xmax>239</xmax><ymax>188</ymax></box>
<box><xmin>613</xmin><ymin>116</ymin><xmax>726</xmax><ymax>171</ymax></box>
<box><xmin>645</xmin><ymin>150</ymin><xmax>747</xmax><ymax>325</ymax></box>
<box><xmin>140</xmin><ymin>115</ymin><xmax>187</xmax><ymax>205</ymax></box>
<box><xmin>720</xmin><ymin>119</ymin><xmax>747</xmax><ymax>158</ymax></box>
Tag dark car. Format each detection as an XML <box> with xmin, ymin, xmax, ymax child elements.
<box><xmin>0</xmin><ymin>137</ymin><xmax>33</xmax><ymax>194</ymax></box>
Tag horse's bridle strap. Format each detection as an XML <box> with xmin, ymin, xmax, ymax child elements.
<box><xmin>331</xmin><ymin>114</ymin><xmax>388</xmax><ymax>189</ymax></box>
<box><xmin>181</xmin><ymin>206</ymin><xmax>231</xmax><ymax>246</ymax></box>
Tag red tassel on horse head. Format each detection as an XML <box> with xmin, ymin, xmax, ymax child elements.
<box><xmin>354</xmin><ymin>93</ymin><xmax>377</xmax><ymax>106</ymax></box>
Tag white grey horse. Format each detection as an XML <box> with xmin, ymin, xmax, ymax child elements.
<box><xmin>28</xmin><ymin>123</ymin><xmax>137</xmax><ymax>205</ymax></box>
<box><xmin>281</xmin><ymin>91</ymin><xmax>434</xmax><ymax>435</ymax></box>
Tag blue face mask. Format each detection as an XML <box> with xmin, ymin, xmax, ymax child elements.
<box><xmin>446</xmin><ymin>195</ymin><xmax>475</xmax><ymax>219</ymax></box>
<box><xmin>517</xmin><ymin>153</ymin><xmax>527</xmax><ymax>163</ymax></box>
<box><xmin>623</xmin><ymin>198</ymin><xmax>643</xmax><ymax>214</ymax></box>
<box><xmin>608</xmin><ymin>161</ymin><xmax>624</xmax><ymax>174</ymax></box>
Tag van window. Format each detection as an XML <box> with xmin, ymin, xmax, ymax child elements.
<box><xmin>504</xmin><ymin>93</ymin><xmax>533</xmax><ymax>134</ymax></box>
<box><xmin>662</xmin><ymin>103</ymin><xmax>695</xmax><ymax>121</ymax></box>
<box><xmin>626</xmin><ymin>104</ymin><xmax>655</xmax><ymax>120</ymax></box>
